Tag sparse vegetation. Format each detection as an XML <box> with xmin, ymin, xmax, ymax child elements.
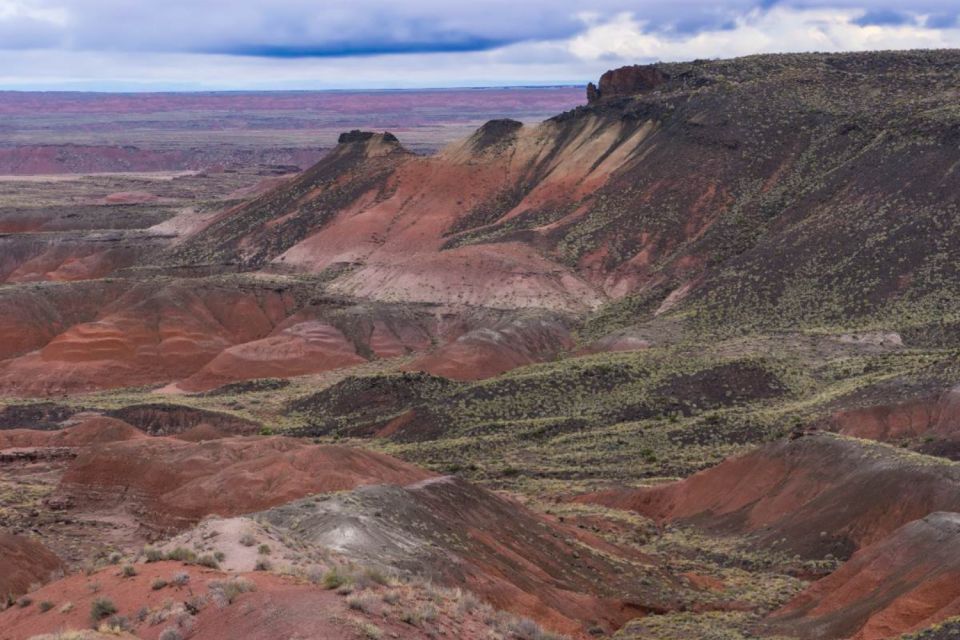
<box><xmin>89</xmin><ymin>597</ymin><xmax>117</xmax><ymax>623</ymax></box>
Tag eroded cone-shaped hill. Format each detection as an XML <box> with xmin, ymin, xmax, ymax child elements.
<box><xmin>581</xmin><ymin>433</ymin><xmax>960</xmax><ymax>559</ymax></box>
<box><xmin>0</xmin><ymin>416</ymin><xmax>146</xmax><ymax>450</ymax></box>
<box><xmin>766</xmin><ymin>512</ymin><xmax>960</xmax><ymax>640</ymax></box>
<box><xmin>55</xmin><ymin>436</ymin><xmax>433</xmax><ymax>532</ymax></box>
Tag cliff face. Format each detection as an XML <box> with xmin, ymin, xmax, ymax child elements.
<box><xmin>586</xmin><ymin>64</ymin><xmax>669</xmax><ymax>103</ymax></box>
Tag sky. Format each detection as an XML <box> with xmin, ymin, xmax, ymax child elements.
<box><xmin>0</xmin><ymin>0</ymin><xmax>959</xmax><ymax>90</ymax></box>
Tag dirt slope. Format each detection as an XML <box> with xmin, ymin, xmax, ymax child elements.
<box><xmin>54</xmin><ymin>436</ymin><xmax>433</xmax><ymax>532</ymax></box>
<box><xmin>257</xmin><ymin>475</ymin><xmax>681</xmax><ymax>635</ymax></box>
<box><xmin>581</xmin><ymin>433</ymin><xmax>960</xmax><ymax>559</ymax></box>
<box><xmin>0</xmin><ymin>533</ymin><xmax>65</xmax><ymax>602</ymax></box>
<box><xmin>766</xmin><ymin>512</ymin><xmax>960</xmax><ymax>640</ymax></box>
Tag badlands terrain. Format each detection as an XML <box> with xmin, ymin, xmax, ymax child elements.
<box><xmin>2</xmin><ymin>50</ymin><xmax>960</xmax><ymax>640</ymax></box>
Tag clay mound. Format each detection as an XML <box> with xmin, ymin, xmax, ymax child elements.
<box><xmin>55</xmin><ymin>436</ymin><xmax>433</xmax><ymax>532</ymax></box>
<box><xmin>580</xmin><ymin>433</ymin><xmax>960</xmax><ymax>559</ymax></box>
<box><xmin>825</xmin><ymin>385</ymin><xmax>960</xmax><ymax>446</ymax></box>
<box><xmin>104</xmin><ymin>403</ymin><xmax>260</xmax><ymax>436</ymax></box>
<box><xmin>289</xmin><ymin>372</ymin><xmax>458</xmax><ymax>437</ymax></box>
<box><xmin>766</xmin><ymin>512</ymin><xmax>960</xmax><ymax>640</ymax></box>
<box><xmin>173</xmin><ymin>320</ymin><xmax>367</xmax><ymax>392</ymax></box>
<box><xmin>0</xmin><ymin>280</ymin><xmax>130</xmax><ymax>360</ymax></box>
<box><xmin>0</xmin><ymin>533</ymin><xmax>65</xmax><ymax>602</ymax></box>
<box><xmin>259</xmin><ymin>475</ymin><xmax>680</xmax><ymax>636</ymax></box>
<box><xmin>0</xmin><ymin>280</ymin><xmax>299</xmax><ymax>394</ymax></box>
<box><xmin>406</xmin><ymin>315</ymin><xmax>573</xmax><ymax>381</ymax></box>
<box><xmin>0</xmin><ymin>416</ymin><xmax>145</xmax><ymax>450</ymax></box>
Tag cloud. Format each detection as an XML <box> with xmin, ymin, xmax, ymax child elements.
<box><xmin>0</xmin><ymin>1</ymin><xmax>959</xmax><ymax>89</ymax></box>
<box><xmin>568</xmin><ymin>6</ymin><xmax>960</xmax><ymax>62</ymax></box>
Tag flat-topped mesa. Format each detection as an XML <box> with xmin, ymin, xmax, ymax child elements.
<box><xmin>587</xmin><ymin>64</ymin><xmax>669</xmax><ymax>103</ymax></box>
<box><xmin>336</xmin><ymin>129</ymin><xmax>399</xmax><ymax>145</ymax></box>
<box><xmin>334</xmin><ymin>129</ymin><xmax>407</xmax><ymax>159</ymax></box>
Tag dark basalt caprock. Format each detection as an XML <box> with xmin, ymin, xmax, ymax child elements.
<box><xmin>587</xmin><ymin>63</ymin><xmax>669</xmax><ymax>103</ymax></box>
<box><xmin>337</xmin><ymin>129</ymin><xmax>399</xmax><ymax>144</ymax></box>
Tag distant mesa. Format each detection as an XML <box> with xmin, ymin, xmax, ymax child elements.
<box><xmin>337</xmin><ymin>129</ymin><xmax>399</xmax><ymax>144</ymax></box>
<box><xmin>587</xmin><ymin>64</ymin><xmax>670</xmax><ymax>103</ymax></box>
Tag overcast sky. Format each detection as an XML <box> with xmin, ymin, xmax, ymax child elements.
<box><xmin>1</xmin><ymin>0</ymin><xmax>959</xmax><ymax>90</ymax></box>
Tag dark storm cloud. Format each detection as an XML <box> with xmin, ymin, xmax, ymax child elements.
<box><xmin>4</xmin><ymin>0</ymin><xmax>954</xmax><ymax>58</ymax></box>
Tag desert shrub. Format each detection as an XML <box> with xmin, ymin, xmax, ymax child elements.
<box><xmin>347</xmin><ymin>593</ymin><xmax>376</xmax><ymax>613</ymax></box>
<box><xmin>419</xmin><ymin>603</ymin><xmax>438</xmax><ymax>623</ymax></box>
<box><xmin>382</xmin><ymin>591</ymin><xmax>401</xmax><ymax>605</ymax></box>
<box><xmin>152</xmin><ymin>578</ymin><xmax>168</xmax><ymax>590</ymax></box>
<box><xmin>121</xmin><ymin>565</ymin><xmax>137</xmax><ymax>578</ymax></box>
<box><xmin>165</xmin><ymin>548</ymin><xmax>197</xmax><ymax>563</ymax></box>
<box><xmin>90</xmin><ymin>597</ymin><xmax>117</xmax><ymax>622</ymax></box>
<box><xmin>104</xmin><ymin>614</ymin><xmax>132</xmax><ymax>631</ymax></box>
<box><xmin>39</xmin><ymin>600</ymin><xmax>54</xmax><ymax>613</ymax></box>
<box><xmin>457</xmin><ymin>590</ymin><xmax>481</xmax><ymax>615</ymax></box>
<box><xmin>506</xmin><ymin>616</ymin><xmax>563</xmax><ymax>640</ymax></box>
<box><xmin>208</xmin><ymin>577</ymin><xmax>256</xmax><ymax>606</ymax></box>
<box><xmin>144</xmin><ymin>547</ymin><xmax>164</xmax><ymax>563</ymax></box>
<box><xmin>214</xmin><ymin>551</ymin><xmax>226</xmax><ymax>562</ymax></box>
<box><xmin>400</xmin><ymin>609</ymin><xmax>422</xmax><ymax>626</ymax></box>
<box><xmin>254</xmin><ymin>558</ymin><xmax>272</xmax><ymax>571</ymax></box>
<box><xmin>170</xmin><ymin>572</ymin><xmax>190</xmax><ymax>587</ymax></box>
<box><xmin>159</xmin><ymin>628</ymin><xmax>183</xmax><ymax>640</ymax></box>
<box><xmin>356</xmin><ymin>621</ymin><xmax>383</xmax><ymax>639</ymax></box>
<box><xmin>322</xmin><ymin>568</ymin><xmax>347</xmax><ymax>590</ymax></box>
<box><xmin>196</xmin><ymin>554</ymin><xmax>219</xmax><ymax>569</ymax></box>
<box><xmin>17</xmin><ymin>596</ymin><xmax>32</xmax><ymax>608</ymax></box>
<box><xmin>257</xmin><ymin>544</ymin><xmax>271</xmax><ymax>555</ymax></box>
<box><xmin>239</xmin><ymin>532</ymin><xmax>257</xmax><ymax>547</ymax></box>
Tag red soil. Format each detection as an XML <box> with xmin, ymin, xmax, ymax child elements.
<box><xmin>767</xmin><ymin>512</ymin><xmax>960</xmax><ymax>640</ymax></box>
<box><xmin>0</xmin><ymin>558</ymin><xmax>543</xmax><ymax>640</ymax></box>
<box><xmin>826</xmin><ymin>386</ymin><xmax>960</xmax><ymax>442</ymax></box>
<box><xmin>0</xmin><ymin>281</ymin><xmax>298</xmax><ymax>394</ymax></box>
<box><xmin>579</xmin><ymin>433</ymin><xmax>960</xmax><ymax>558</ymax></box>
<box><xmin>0</xmin><ymin>417</ymin><xmax>145</xmax><ymax>450</ymax></box>
<box><xmin>55</xmin><ymin>436</ymin><xmax>433</xmax><ymax>532</ymax></box>
<box><xmin>0</xmin><ymin>533</ymin><xmax>66</xmax><ymax>601</ymax></box>
<box><xmin>406</xmin><ymin>316</ymin><xmax>572</xmax><ymax>380</ymax></box>
<box><xmin>261</xmin><ymin>475</ymin><xmax>679</xmax><ymax>636</ymax></box>
<box><xmin>174</xmin><ymin>320</ymin><xmax>367</xmax><ymax>392</ymax></box>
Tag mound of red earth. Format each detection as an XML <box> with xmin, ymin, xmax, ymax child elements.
<box><xmin>824</xmin><ymin>385</ymin><xmax>960</xmax><ymax>448</ymax></box>
<box><xmin>580</xmin><ymin>433</ymin><xmax>960</xmax><ymax>559</ymax></box>
<box><xmin>405</xmin><ymin>314</ymin><xmax>572</xmax><ymax>380</ymax></box>
<box><xmin>0</xmin><ymin>533</ymin><xmax>65</xmax><ymax>603</ymax></box>
<box><xmin>0</xmin><ymin>561</ymin><xmax>431</xmax><ymax>640</ymax></box>
<box><xmin>0</xmin><ymin>416</ymin><xmax>145</xmax><ymax>450</ymax></box>
<box><xmin>258</xmin><ymin>475</ymin><xmax>681</xmax><ymax>636</ymax></box>
<box><xmin>766</xmin><ymin>512</ymin><xmax>960</xmax><ymax>640</ymax></box>
<box><xmin>54</xmin><ymin>436</ymin><xmax>432</xmax><ymax>533</ymax></box>
<box><xmin>0</xmin><ymin>272</ymin><xmax>577</xmax><ymax>394</ymax></box>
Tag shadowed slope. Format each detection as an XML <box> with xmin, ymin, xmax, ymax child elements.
<box><xmin>766</xmin><ymin>512</ymin><xmax>960</xmax><ymax>640</ymax></box>
<box><xmin>581</xmin><ymin>433</ymin><xmax>960</xmax><ymax>559</ymax></box>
